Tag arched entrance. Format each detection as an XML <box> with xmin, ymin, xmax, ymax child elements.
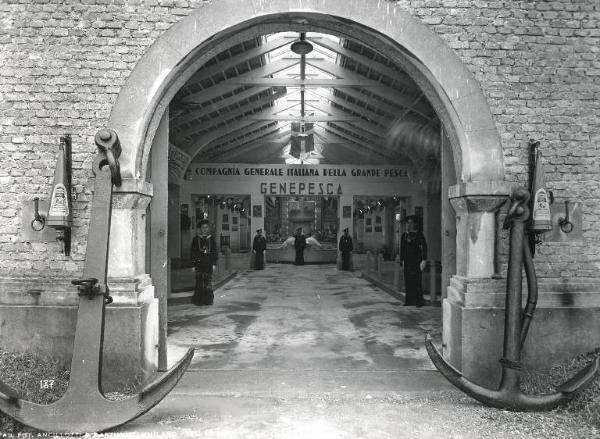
<box><xmin>106</xmin><ymin>1</ymin><xmax>511</xmax><ymax>385</ymax></box>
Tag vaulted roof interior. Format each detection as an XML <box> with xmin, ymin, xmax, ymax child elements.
<box><xmin>169</xmin><ymin>31</ymin><xmax>441</xmax><ymax>170</ymax></box>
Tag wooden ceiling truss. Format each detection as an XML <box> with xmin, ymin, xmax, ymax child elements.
<box><xmin>169</xmin><ymin>32</ymin><xmax>439</xmax><ymax>167</ymax></box>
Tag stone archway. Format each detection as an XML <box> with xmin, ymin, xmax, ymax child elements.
<box><xmin>106</xmin><ymin>1</ymin><xmax>511</xmax><ymax>384</ymax></box>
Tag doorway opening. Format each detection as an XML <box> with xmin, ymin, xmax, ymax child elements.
<box><xmin>148</xmin><ymin>26</ymin><xmax>455</xmax><ymax>374</ymax></box>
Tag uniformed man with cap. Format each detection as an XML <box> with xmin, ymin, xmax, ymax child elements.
<box><xmin>294</xmin><ymin>227</ymin><xmax>306</xmax><ymax>265</ymax></box>
<box><xmin>190</xmin><ymin>219</ymin><xmax>218</xmax><ymax>305</ymax></box>
<box><xmin>252</xmin><ymin>228</ymin><xmax>267</xmax><ymax>270</ymax></box>
<box><xmin>338</xmin><ymin>227</ymin><xmax>353</xmax><ymax>271</ymax></box>
<box><xmin>400</xmin><ymin>215</ymin><xmax>428</xmax><ymax>307</ymax></box>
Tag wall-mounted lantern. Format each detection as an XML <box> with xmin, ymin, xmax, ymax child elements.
<box><xmin>45</xmin><ymin>135</ymin><xmax>73</xmax><ymax>256</ymax></box>
<box><xmin>527</xmin><ymin>139</ymin><xmax>553</xmax><ymax>255</ymax></box>
<box><xmin>23</xmin><ymin>135</ymin><xmax>73</xmax><ymax>253</ymax></box>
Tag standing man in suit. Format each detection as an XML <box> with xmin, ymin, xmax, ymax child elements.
<box><xmin>294</xmin><ymin>227</ymin><xmax>306</xmax><ymax>265</ymax></box>
<box><xmin>190</xmin><ymin>219</ymin><xmax>218</xmax><ymax>305</ymax></box>
<box><xmin>252</xmin><ymin>228</ymin><xmax>267</xmax><ymax>270</ymax></box>
<box><xmin>338</xmin><ymin>227</ymin><xmax>353</xmax><ymax>271</ymax></box>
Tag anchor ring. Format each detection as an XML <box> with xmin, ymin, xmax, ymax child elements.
<box><xmin>31</xmin><ymin>218</ymin><xmax>45</xmax><ymax>232</ymax></box>
<box><xmin>503</xmin><ymin>188</ymin><xmax>530</xmax><ymax>229</ymax></box>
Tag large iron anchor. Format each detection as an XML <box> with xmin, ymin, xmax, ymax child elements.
<box><xmin>426</xmin><ymin>187</ymin><xmax>598</xmax><ymax>411</ymax></box>
<box><xmin>0</xmin><ymin>129</ymin><xmax>194</xmax><ymax>433</ymax></box>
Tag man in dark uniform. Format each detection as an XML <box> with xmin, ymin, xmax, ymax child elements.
<box><xmin>400</xmin><ymin>215</ymin><xmax>427</xmax><ymax>307</ymax></box>
<box><xmin>190</xmin><ymin>219</ymin><xmax>218</xmax><ymax>305</ymax></box>
<box><xmin>252</xmin><ymin>228</ymin><xmax>267</xmax><ymax>270</ymax></box>
<box><xmin>294</xmin><ymin>227</ymin><xmax>306</xmax><ymax>265</ymax></box>
<box><xmin>338</xmin><ymin>227</ymin><xmax>353</xmax><ymax>271</ymax></box>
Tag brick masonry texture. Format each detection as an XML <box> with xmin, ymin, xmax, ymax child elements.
<box><xmin>0</xmin><ymin>0</ymin><xmax>599</xmax><ymax>282</ymax></box>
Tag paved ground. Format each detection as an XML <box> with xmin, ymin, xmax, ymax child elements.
<box><xmin>105</xmin><ymin>265</ymin><xmax>598</xmax><ymax>438</ymax></box>
<box><xmin>166</xmin><ymin>264</ymin><xmax>441</xmax><ymax>371</ymax></box>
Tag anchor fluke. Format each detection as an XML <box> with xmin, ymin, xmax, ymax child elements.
<box><xmin>556</xmin><ymin>356</ymin><xmax>599</xmax><ymax>394</ymax></box>
<box><xmin>139</xmin><ymin>348</ymin><xmax>194</xmax><ymax>405</ymax></box>
<box><xmin>0</xmin><ymin>381</ymin><xmax>20</xmax><ymax>407</ymax></box>
<box><xmin>425</xmin><ymin>334</ymin><xmax>598</xmax><ymax>411</ymax></box>
<box><xmin>0</xmin><ymin>348</ymin><xmax>194</xmax><ymax>433</ymax></box>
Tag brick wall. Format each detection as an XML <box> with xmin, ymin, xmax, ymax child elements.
<box><xmin>0</xmin><ymin>0</ymin><xmax>204</xmax><ymax>277</ymax></box>
<box><xmin>398</xmin><ymin>0</ymin><xmax>600</xmax><ymax>279</ymax></box>
<box><xmin>1</xmin><ymin>0</ymin><xmax>599</xmax><ymax>281</ymax></box>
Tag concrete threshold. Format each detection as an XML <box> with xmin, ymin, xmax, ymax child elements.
<box><xmin>175</xmin><ymin>368</ymin><xmax>454</xmax><ymax>397</ymax></box>
<box><xmin>360</xmin><ymin>271</ymin><xmax>441</xmax><ymax>307</ymax></box>
<box><xmin>168</xmin><ymin>271</ymin><xmax>239</xmax><ymax>305</ymax></box>
<box><xmin>359</xmin><ymin>270</ymin><xmax>405</xmax><ymax>302</ymax></box>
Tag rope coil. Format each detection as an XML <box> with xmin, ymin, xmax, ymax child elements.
<box><xmin>499</xmin><ymin>357</ymin><xmax>522</xmax><ymax>371</ymax></box>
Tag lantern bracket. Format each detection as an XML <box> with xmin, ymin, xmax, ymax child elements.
<box><xmin>558</xmin><ymin>201</ymin><xmax>574</xmax><ymax>233</ymax></box>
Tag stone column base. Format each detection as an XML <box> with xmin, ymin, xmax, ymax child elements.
<box><xmin>443</xmin><ymin>275</ymin><xmax>600</xmax><ymax>388</ymax></box>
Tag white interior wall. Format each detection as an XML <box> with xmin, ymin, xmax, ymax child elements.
<box><xmin>176</xmin><ymin>164</ymin><xmax>431</xmax><ymax>257</ymax></box>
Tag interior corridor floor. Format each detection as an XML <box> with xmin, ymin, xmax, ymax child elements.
<box><xmin>167</xmin><ymin>264</ymin><xmax>442</xmax><ymax>375</ymax></box>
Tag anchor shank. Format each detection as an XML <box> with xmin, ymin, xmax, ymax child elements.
<box><xmin>68</xmin><ymin>298</ymin><xmax>107</xmax><ymax>392</ymax></box>
<box><xmin>68</xmin><ymin>162</ymin><xmax>113</xmax><ymax>391</ymax></box>
<box><xmin>500</xmin><ymin>205</ymin><xmax>528</xmax><ymax>391</ymax></box>
<box><xmin>520</xmin><ymin>240</ymin><xmax>538</xmax><ymax>348</ymax></box>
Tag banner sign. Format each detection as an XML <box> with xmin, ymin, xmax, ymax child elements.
<box><xmin>260</xmin><ymin>182</ymin><xmax>343</xmax><ymax>195</ymax></box>
<box><xmin>190</xmin><ymin>164</ymin><xmax>410</xmax><ymax>181</ymax></box>
<box><xmin>187</xmin><ymin>164</ymin><xmax>413</xmax><ymax>197</ymax></box>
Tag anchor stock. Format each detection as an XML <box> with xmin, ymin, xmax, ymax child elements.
<box><xmin>0</xmin><ymin>129</ymin><xmax>194</xmax><ymax>433</ymax></box>
<box><xmin>425</xmin><ymin>187</ymin><xmax>599</xmax><ymax>411</ymax></box>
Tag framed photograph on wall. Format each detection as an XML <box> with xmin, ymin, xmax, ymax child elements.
<box><xmin>253</xmin><ymin>205</ymin><xmax>262</xmax><ymax>218</ymax></box>
<box><xmin>342</xmin><ymin>205</ymin><xmax>351</xmax><ymax>218</ymax></box>
<box><xmin>220</xmin><ymin>235</ymin><xmax>230</xmax><ymax>248</ymax></box>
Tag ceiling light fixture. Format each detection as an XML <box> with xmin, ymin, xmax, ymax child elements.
<box><xmin>291</xmin><ymin>39</ymin><xmax>313</xmax><ymax>56</ymax></box>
